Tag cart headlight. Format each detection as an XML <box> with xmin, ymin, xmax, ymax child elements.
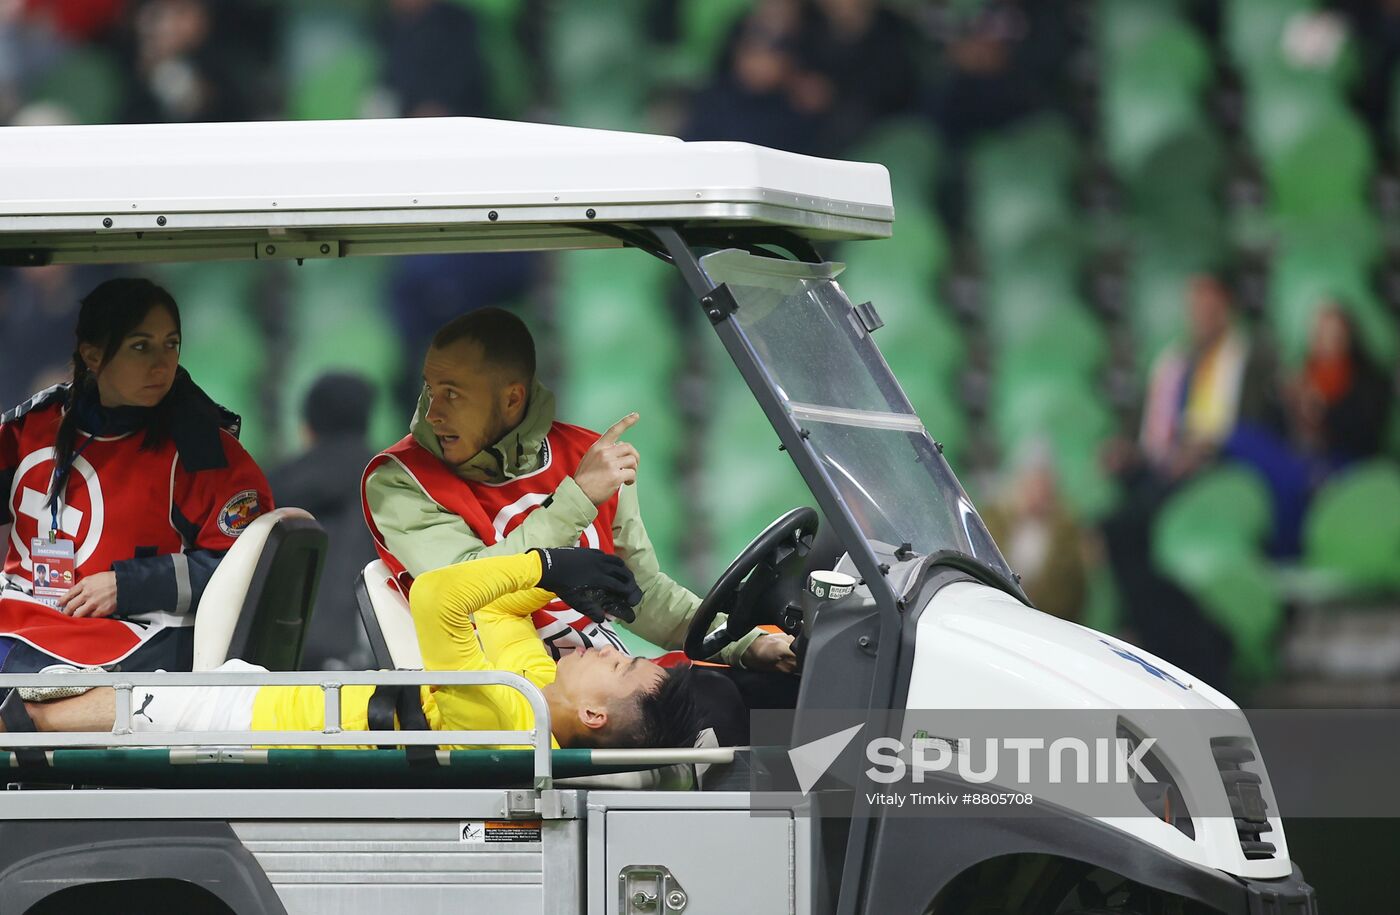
<box><xmin>1118</xmin><ymin>720</ymin><xmax>1194</xmax><ymax>839</ymax></box>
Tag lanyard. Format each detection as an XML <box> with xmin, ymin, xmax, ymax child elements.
<box><xmin>48</xmin><ymin>432</ymin><xmax>99</xmax><ymax>541</ymax></box>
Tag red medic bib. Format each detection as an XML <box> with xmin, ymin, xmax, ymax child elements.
<box><xmin>4</xmin><ymin>408</ymin><xmax>185</xmax><ymax>584</ymax></box>
<box><xmin>363</xmin><ymin>423</ymin><xmax>628</xmax><ymax>655</ymax></box>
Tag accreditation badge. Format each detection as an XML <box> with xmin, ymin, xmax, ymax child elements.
<box><xmin>30</xmin><ymin>537</ymin><xmax>77</xmax><ymax>608</ymax></box>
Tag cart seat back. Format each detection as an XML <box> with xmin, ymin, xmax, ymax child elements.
<box><xmin>193</xmin><ymin>508</ymin><xmax>327</xmax><ymax>671</ymax></box>
<box><xmin>355</xmin><ymin>560</ymin><xmax>424</xmax><ymax>669</ymax></box>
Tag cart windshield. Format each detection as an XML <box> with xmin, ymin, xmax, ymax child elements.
<box><xmin>699</xmin><ymin>249</ymin><xmax>1012</xmax><ymax>578</ymax></box>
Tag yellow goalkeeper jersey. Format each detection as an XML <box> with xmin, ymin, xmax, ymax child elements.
<box><xmin>249</xmin><ymin>552</ymin><xmax>560</xmax><ymax>748</ymax></box>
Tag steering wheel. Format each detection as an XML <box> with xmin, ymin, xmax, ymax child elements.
<box><xmin>685</xmin><ymin>507</ymin><xmax>819</xmax><ymax>662</ymax></box>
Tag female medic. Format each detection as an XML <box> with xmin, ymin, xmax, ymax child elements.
<box><xmin>0</xmin><ymin>278</ymin><xmax>273</xmax><ymax>677</ymax></box>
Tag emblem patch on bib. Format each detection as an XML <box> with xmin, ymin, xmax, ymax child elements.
<box><xmin>218</xmin><ymin>489</ymin><xmax>261</xmax><ymax>537</ymax></box>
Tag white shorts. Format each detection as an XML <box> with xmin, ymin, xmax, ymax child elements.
<box><xmin>130</xmin><ymin>659</ymin><xmax>265</xmax><ymax>733</ymax></box>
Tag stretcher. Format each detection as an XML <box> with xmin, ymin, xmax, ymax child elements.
<box><xmin>0</xmin><ymin>669</ymin><xmax>730</xmax><ymax>791</ymax></box>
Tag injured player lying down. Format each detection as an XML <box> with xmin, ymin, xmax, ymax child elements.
<box><xmin>0</xmin><ymin>548</ymin><xmax>698</xmax><ymax>750</ymax></box>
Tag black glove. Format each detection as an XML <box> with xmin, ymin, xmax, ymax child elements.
<box><xmin>531</xmin><ymin>547</ymin><xmax>643</xmax><ymax>624</ymax></box>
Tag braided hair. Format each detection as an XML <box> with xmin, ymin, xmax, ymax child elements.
<box><xmin>49</xmin><ymin>278</ymin><xmax>182</xmax><ymax>504</ymax></box>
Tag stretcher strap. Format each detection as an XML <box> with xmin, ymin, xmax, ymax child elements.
<box><xmin>367</xmin><ymin>683</ymin><xmax>437</xmax><ymax>767</ymax></box>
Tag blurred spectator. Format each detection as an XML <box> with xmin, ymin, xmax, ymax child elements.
<box><xmin>1286</xmin><ymin>301</ymin><xmax>1394</xmax><ymax>464</ymax></box>
<box><xmin>683</xmin><ymin>0</ymin><xmax>825</xmax><ymax>153</ymax></box>
<box><xmin>981</xmin><ymin>444</ymin><xmax>1087</xmax><ymax>622</ymax></box>
<box><xmin>1100</xmin><ymin>273</ymin><xmax>1280</xmax><ymax>686</ymax></box>
<box><xmin>793</xmin><ymin>0</ymin><xmax>918</xmax><ymax>152</ymax></box>
<box><xmin>921</xmin><ymin>0</ymin><xmax>1072</xmax><ymax>148</ymax></box>
<box><xmin>121</xmin><ymin>0</ymin><xmax>269</xmax><ymax>122</ymax></box>
<box><xmin>1218</xmin><ymin>301</ymin><xmax>1398</xmax><ymax>556</ymax></box>
<box><xmin>1135</xmin><ymin>273</ymin><xmax>1283</xmax><ymax>481</ymax></box>
<box><xmin>0</xmin><ymin>265</ymin><xmax>98</xmax><ymax>408</ymax></box>
<box><xmin>1</xmin><ymin>1</ymin><xmax>76</xmax><ymax>121</ymax></box>
<box><xmin>687</xmin><ymin>0</ymin><xmax>916</xmax><ymax>155</ymax></box>
<box><xmin>268</xmin><ymin>372</ymin><xmax>377</xmax><ymax>670</ymax></box>
<box><xmin>382</xmin><ymin>0</ymin><xmax>489</xmax><ymax>118</ymax></box>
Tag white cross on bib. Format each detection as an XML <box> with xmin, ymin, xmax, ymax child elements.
<box><xmin>17</xmin><ymin>486</ymin><xmax>83</xmax><ymax>537</ymax></box>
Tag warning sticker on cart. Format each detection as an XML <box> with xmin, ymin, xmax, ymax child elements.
<box><xmin>459</xmin><ymin>820</ymin><xmax>542</xmax><ymax>843</ymax></box>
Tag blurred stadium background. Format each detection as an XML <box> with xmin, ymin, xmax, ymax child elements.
<box><xmin>4</xmin><ymin>3</ymin><xmax>1400</xmax><ymax>707</ymax></box>
<box><xmin>4</xmin><ymin>0</ymin><xmax>1400</xmax><ymax>904</ymax></box>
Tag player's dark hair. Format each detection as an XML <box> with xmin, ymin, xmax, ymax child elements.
<box><xmin>430</xmin><ymin>307</ymin><xmax>536</xmax><ymax>387</ymax></box>
<box><xmin>50</xmin><ymin>278</ymin><xmax>182</xmax><ymax>504</ymax></box>
<box><xmin>627</xmin><ymin>666</ymin><xmax>700</xmax><ymax>750</ymax></box>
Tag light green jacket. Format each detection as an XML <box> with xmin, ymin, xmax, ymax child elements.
<box><xmin>363</xmin><ymin>381</ymin><xmax>761</xmax><ymax>667</ymax></box>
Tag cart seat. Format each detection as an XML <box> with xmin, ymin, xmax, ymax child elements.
<box><xmin>192</xmin><ymin>508</ymin><xmax>327</xmax><ymax>671</ymax></box>
<box><xmin>355</xmin><ymin>560</ymin><xmax>424</xmax><ymax>669</ymax></box>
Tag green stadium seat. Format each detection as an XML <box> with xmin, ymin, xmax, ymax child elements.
<box><xmin>838</xmin><ymin>230</ymin><xmax>962</xmax><ymax>388</ymax></box>
<box><xmin>991</xmin><ymin>376</ymin><xmax>1112</xmax><ymax>443</ymax></box>
<box><xmin>1245</xmin><ymin>71</ymin><xmax>1338</xmax><ymax>166</ymax></box>
<box><xmin>700</xmin><ymin>377</ymin><xmax>813</xmax><ymax>563</ymax></box>
<box><xmin>1225</xmin><ymin>0</ymin><xmax>1318</xmax><ymax>81</ymax></box>
<box><xmin>1302</xmin><ymin>461</ymin><xmax>1400</xmax><ymax>592</ymax></box>
<box><xmin>969</xmin><ymin>115</ymin><xmax>1081</xmax><ymax>268</ymax></box>
<box><xmin>972</xmin><ymin>114</ymin><xmax>1080</xmax><ymax>188</ymax></box>
<box><xmin>998</xmin><ymin>305</ymin><xmax>1108</xmax><ymax>382</ymax></box>
<box><xmin>972</xmin><ymin>182</ymin><xmax>1080</xmax><ymax>273</ymax></box>
<box><xmin>554</xmin><ymin>250</ymin><xmax>687</xmax><ymax>568</ymax></box>
<box><xmin>1097</xmin><ymin>0</ymin><xmax>1190</xmax><ymax>66</ymax></box>
<box><xmin>1151</xmin><ymin>465</ymin><xmax>1281</xmax><ymax>681</ymax></box>
<box><xmin>983</xmin><ymin>269</ymin><xmax>1096</xmax><ymax>357</ymax></box>
<box><xmin>849</xmin><ymin>118</ymin><xmax>943</xmax><ymax>194</ymax></box>
<box><xmin>991</xmin><ymin>376</ymin><xmax>1113</xmax><ymax>460</ymax></box>
<box><xmin>547</xmin><ymin>0</ymin><xmax>649</xmax><ymax>129</ymax></box>
<box><xmin>1101</xmin><ymin>23</ymin><xmax>1219</xmax><ymax>192</ymax></box>
<box><xmin>555</xmin><ymin>250</ymin><xmax>680</xmax><ymax>379</ymax></box>
<box><xmin>1106</xmin><ymin>17</ymin><xmax>1212</xmax><ymax>94</ymax></box>
<box><xmin>1130</xmin><ymin>196</ymin><xmax>1227</xmax><ymax>268</ymax></box>
<box><xmin>283</xmin><ymin>8</ymin><xmax>380</xmax><ymax>121</ymax></box>
<box><xmin>156</xmin><ymin>263</ymin><xmax>269</xmax><ymax>458</ymax></box>
<box><xmin>1264</xmin><ymin>106</ymin><xmax>1373</xmax><ymax>222</ymax></box>
<box><xmin>1154</xmin><ymin>465</ymin><xmax>1274</xmax><ymax>560</ymax></box>
<box><xmin>36</xmin><ymin>48</ymin><xmax>124</xmax><ymax>124</ymax></box>
<box><xmin>839</xmin><ymin>245</ymin><xmax>969</xmax><ymax>468</ymax></box>
<box><xmin>283</xmin><ymin>259</ymin><xmax>402</xmax><ymax>451</ymax></box>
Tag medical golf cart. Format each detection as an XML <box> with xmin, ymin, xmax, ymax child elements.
<box><xmin>0</xmin><ymin>118</ymin><xmax>1316</xmax><ymax>914</ymax></box>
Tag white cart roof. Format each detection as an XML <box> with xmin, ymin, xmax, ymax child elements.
<box><xmin>0</xmin><ymin>117</ymin><xmax>892</xmax><ymax>265</ymax></box>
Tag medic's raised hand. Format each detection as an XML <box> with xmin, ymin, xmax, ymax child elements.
<box><xmin>574</xmin><ymin>413</ymin><xmax>641</xmax><ymax>506</ymax></box>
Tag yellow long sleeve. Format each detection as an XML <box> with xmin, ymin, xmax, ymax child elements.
<box><xmin>408</xmin><ymin>552</ymin><xmax>546</xmax><ymax>671</ymax></box>
<box><xmin>252</xmin><ymin>552</ymin><xmax>560</xmax><ymax>744</ymax></box>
